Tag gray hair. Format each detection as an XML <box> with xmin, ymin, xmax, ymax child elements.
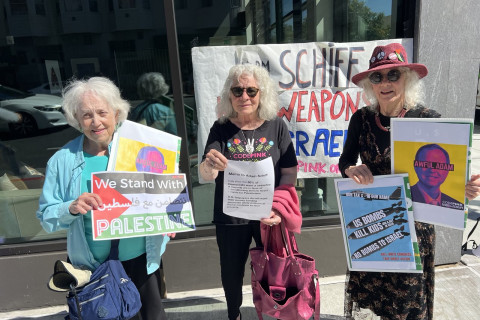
<box><xmin>62</xmin><ymin>77</ymin><xmax>131</xmax><ymax>131</ymax></box>
<box><xmin>357</xmin><ymin>67</ymin><xmax>425</xmax><ymax>111</ymax></box>
<box><xmin>217</xmin><ymin>64</ymin><xmax>278</xmax><ymax>123</ymax></box>
<box><xmin>137</xmin><ymin>72</ymin><xmax>170</xmax><ymax>100</ymax></box>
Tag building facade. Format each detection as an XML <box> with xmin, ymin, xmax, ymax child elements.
<box><xmin>0</xmin><ymin>0</ymin><xmax>479</xmax><ymax>311</ymax></box>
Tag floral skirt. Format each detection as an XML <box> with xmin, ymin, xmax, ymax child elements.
<box><xmin>345</xmin><ymin>222</ymin><xmax>435</xmax><ymax>320</ymax></box>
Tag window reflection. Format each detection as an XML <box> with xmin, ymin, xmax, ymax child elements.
<box><xmin>0</xmin><ymin>0</ymin><xmax>416</xmax><ymax>245</ymax></box>
<box><xmin>64</xmin><ymin>0</ymin><xmax>82</xmax><ymax>12</ymax></box>
<box><xmin>10</xmin><ymin>0</ymin><xmax>28</xmax><ymax>15</ymax></box>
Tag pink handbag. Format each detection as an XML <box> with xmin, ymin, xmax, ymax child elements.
<box><xmin>250</xmin><ymin>222</ymin><xmax>320</xmax><ymax>320</ymax></box>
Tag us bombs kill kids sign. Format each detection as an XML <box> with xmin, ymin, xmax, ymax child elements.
<box><xmin>91</xmin><ymin>171</ymin><xmax>195</xmax><ymax>240</ymax></box>
<box><xmin>335</xmin><ymin>174</ymin><xmax>422</xmax><ymax>273</ymax></box>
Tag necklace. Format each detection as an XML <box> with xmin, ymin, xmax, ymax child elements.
<box><xmin>375</xmin><ymin>107</ymin><xmax>407</xmax><ymax>132</ymax></box>
<box><xmin>241</xmin><ymin>129</ymin><xmax>256</xmax><ymax>154</ymax></box>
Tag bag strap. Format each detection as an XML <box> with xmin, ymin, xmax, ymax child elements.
<box><xmin>313</xmin><ymin>274</ymin><xmax>320</xmax><ymax>320</ymax></box>
<box><xmin>108</xmin><ymin>239</ymin><xmax>120</xmax><ymax>260</ymax></box>
<box><xmin>279</xmin><ymin>221</ymin><xmax>295</xmax><ymax>259</ymax></box>
<box><xmin>462</xmin><ymin>217</ymin><xmax>480</xmax><ymax>251</ymax></box>
<box><xmin>262</xmin><ymin>222</ymin><xmax>296</xmax><ymax>259</ymax></box>
<box><xmin>70</xmin><ymin>283</ymin><xmax>83</xmax><ymax>320</ymax></box>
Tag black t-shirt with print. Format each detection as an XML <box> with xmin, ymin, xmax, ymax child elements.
<box><xmin>203</xmin><ymin>117</ymin><xmax>298</xmax><ymax>225</ymax></box>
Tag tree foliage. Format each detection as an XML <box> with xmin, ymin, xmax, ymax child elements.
<box><xmin>348</xmin><ymin>0</ymin><xmax>391</xmax><ymax>41</ymax></box>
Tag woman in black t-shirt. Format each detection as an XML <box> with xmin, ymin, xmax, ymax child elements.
<box><xmin>199</xmin><ymin>64</ymin><xmax>298</xmax><ymax>320</ymax></box>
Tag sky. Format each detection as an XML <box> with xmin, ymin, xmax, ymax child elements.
<box><xmin>364</xmin><ymin>0</ymin><xmax>392</xmax><ymax>15</ymax></box>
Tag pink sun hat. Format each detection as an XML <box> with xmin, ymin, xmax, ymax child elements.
<box><xmin>352</xmin><ymin>42</ymin><xmax>428</xmax><ymax>85</ymax></box>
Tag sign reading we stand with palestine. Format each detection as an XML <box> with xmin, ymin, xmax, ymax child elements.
<box><xmin>91</xmin><ymin>171</ymin><xmax>194</xmax><ymax>240</ymax></box>
<box><xmin>91</xmin><ymin>120</ymin><xmax>194</xmax><ymax>240</ymax></box>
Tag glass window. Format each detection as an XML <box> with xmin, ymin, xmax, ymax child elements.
<box><xmin>201</xmin><ymin>0</ymin><xmax>213</xmax><ymax>8</ymax></box>
<box><xmin>231</xmin><ymin>0</ymin><xmax>242</xmax><ymax>8</ymax></box>
<box><xmin>10</xmin><ymin>0</ymin><xmax>28</xmax><ymax>15</ymax></box>
<box><xmin>89</xmin><ymin>0</ymin><xmax>99</xmax><ymax>12</ymax></box>
<box><xmin>175</xmin><ymin>0</ymin><xmax>187</xmax><ymax>10</ymax></box>
<box><xmin>64</xmin><ymin>0</ymin><xmax>83</xmax><ymax>12</ymax></box>
<box><xmin>142</xmin><ymin>0</ymin><xmax>150</xmax><ymax>10</ymax></box>
<box><xmin>35</xmin><ymin>0</ymin><xmax>46</xmax><ymax>15</ymax></box>
<box><xmin>119</xmin><ymin>0</ymin><xmax>136</xmax><ymax>9</ymax></box>
<box><xmin>0</xmin><ymin>0</ymin><xmax>417</xmax><ymax>246</ymax></box>
<box><xmin>173</xmin><ymin>0</ymin><xmax>416</xmax><ymax>224</ymax></box>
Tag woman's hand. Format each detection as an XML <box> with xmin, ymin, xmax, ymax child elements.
<box><xmin>261</xmin><ymin>210</ymin><xmax>282</xmax><ymax>227</ymax></box>
<box><xmin>166</xmin><ymin>233</ymin><xmax>176</xmax><ymax>239</ymax></box>
<box><xmin>69</xmin><ymin>192</ymin><xmax>103</xmax><ymax>215</ymax></box>
<box><xmin>205</xmin><ymin>149</ymin><xmax>228</xmax><ymax>171</ymax></box>
<box><xmin>466</xmin><ymin>174</ymin><xmax>480</xmax><ymax>201</ymax></box>
<box><xmin>200</xmin><ymin>149</ymin><xmax>228</xmax><ymax>181</ymax></box>
<box><xmin>345</xmin><ymin>164</ymin><xmax>374</xmax><ymax>185</ymax></box>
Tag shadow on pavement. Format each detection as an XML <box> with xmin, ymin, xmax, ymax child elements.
<box><xmin>4</xmin><ymin>308</ymin><xmax>347</xmax><ymax>320</ymax></box>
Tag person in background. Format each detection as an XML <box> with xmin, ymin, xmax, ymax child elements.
<box><xmin>36</xmin><ymin>77</ymin><xmax>173</xmax><ymax>320</ymax></box>
<box><xmin>129</xmin><ymin>72</ymin><xmax>177</xmax><ymax>135</ymax></box>
<box><xmin>339</xmin><ymin>43</ymin><xmax>480</xmax><ymax>319</ymax></box>
<box><xmin>0</xmin><ymin>109</ymin><xmax>22</xmax><ymax>191</ymax></box>
<box><xmin>129</xmin><ymin>71</ymin><xmax>177</xmax><ymax>299</ymax></box>
<box><xmin>199</xmin><ymin>64</ymin><xmax>299</xmax><ymax>320</ymax></box>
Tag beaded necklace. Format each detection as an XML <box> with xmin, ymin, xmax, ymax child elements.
<box><xmin>374</xmin><ymin>106</ymin><xmax>407</xmax><ymax>132</ymax></box>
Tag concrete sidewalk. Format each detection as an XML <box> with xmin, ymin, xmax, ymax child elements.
<box><xmin>1</xmin><ymin>249</ymin><xmax>480</xmax><ymax>320</ymax></box>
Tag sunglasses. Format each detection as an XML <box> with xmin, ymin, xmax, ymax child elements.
<box><xmin>230</xmin><ymin>86</ymin><xmax>260</xmax><ymax>98</ymax></box>
<box><xmin>368</xmin><ymin>69</ymin><xmax>402</xmax><ymax>84</ymax></box>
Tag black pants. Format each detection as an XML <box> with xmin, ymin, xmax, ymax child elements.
<box><xmin>122</xmin><ymin>254</ymin><xmax>167</xmax><ymax>320</ymax></box>
<box><xmin>216</xmin><ymin>223</ymin><xmax>262</xmax><ymax>320</ymax></box>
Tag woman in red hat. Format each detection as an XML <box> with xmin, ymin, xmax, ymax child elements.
<box><xmin>339</xmin><ymin>42</ymin><xmax>480</xmax><ymax>319</ymax></box>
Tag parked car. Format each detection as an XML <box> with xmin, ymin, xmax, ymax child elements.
<box><xmin>0</xmin><ymin>85</ymin><xmax>67</xmax><ymax>136</ymax></box>
<box><xmin>28</xmin><ymin>82</ymin><xmax>64</xmax><ymax>96</ymax></box>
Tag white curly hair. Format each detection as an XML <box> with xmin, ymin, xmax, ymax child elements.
<box><xmin>216</xmin><ymin>64</ymin><xmax>279</xmax><ymax>123</ymax></box>
<box><xmin>357</xmin><ymin>67</ymin><xmax>425</xmax><ymax>110</ymax></box>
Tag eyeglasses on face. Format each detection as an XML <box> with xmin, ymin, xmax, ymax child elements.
<box><xmin>368</xmin><ymin>69</ymin><xmax>402</xmax><ymax>84</ymax></box>
<box><xmin>230</xmin><ymin>86</ymin><xmax>260</xmax><ymax>98</ymax></box>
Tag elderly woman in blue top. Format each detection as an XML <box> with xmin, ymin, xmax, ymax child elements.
<box><xmin>36</xmin><ymin>77</ymin><xmax>170</xmax><ymax>320</ymax></box>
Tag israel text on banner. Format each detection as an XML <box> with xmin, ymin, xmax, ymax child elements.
<box><xmin>192</xmin><ymin>39</ymin><xmax>413</xmax><ymax>178</ymax></box>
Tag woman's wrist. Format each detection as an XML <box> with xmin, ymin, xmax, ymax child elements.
<box><xmin>201</xmin><ymin>160</ymin><xmax>215</xmax><ymax>176</ymax></box>
<box><xmin>68</xmin><ymin>203</ymin><xmax>78</xmax><ymax>216</ymax></box>
<box><xmin>345</xmin><ymin>165</ymin><xmax>353</xmax><ymax>176</ymax></box>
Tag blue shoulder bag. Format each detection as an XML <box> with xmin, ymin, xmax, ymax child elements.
<box><xmin>48</xmin><ymin>240</ymin><xmax>142</xmax><ymax>320</ymax></box>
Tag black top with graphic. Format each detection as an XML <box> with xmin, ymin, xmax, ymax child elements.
<box><xmin>339</xmin><ymin>105</ymin><xmax>441</xmax><ymax>320</ymax></box>
<box><xmin>203</xmin><ymin>117</ymin><xmax>298</xmax><ymax>225</ymax></box>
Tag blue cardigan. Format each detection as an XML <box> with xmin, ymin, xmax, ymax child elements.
<box><xmin>36</xmin><ymin>134</ymin><xmax>169</xmax><ymax>273</ymax></box>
